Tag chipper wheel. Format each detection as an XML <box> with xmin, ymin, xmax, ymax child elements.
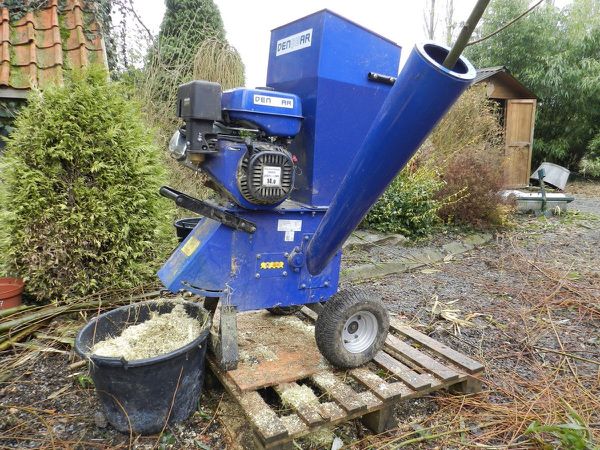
<box><xmin>267</xmin><ymin>305</ymin><xmax>303</xmax><ymax>315</ymax></box>
<box><xmin>315</xmin><ymin>288</ymin><xmax>389</xmax><ymax>368</ymax></box>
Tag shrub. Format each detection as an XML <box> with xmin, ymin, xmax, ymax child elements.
<box><xmin>0</xmin><ymin>67</ymin><xmax>173</xmax><ymax>303</ymax></box>
<box><xmin>157</xmin><ymin>0</ymin><xmax>226</xmax><ymax>68</ymax></box>
<box><xmin>421</xmin><ymin>86</ymin><xmax>511</xmax><ymax>228</ymax></box>
<box><xmin>363</xmin><ymin>165</ymin><xmax>444</xmax><ymax>237</ymax></box>
<box><xmin>580</xmin><ymin>157</ymin><xmax>600</xmax><ymax>178</ymax></box>
<box><xmin>437</xmin><ymin>147</ymin><xmax>511</xmax><ymax>228</ymax></box>
<box><xmin>419</xmin><ymin>85</ymin><xmax>504</xmax><ymax>167</ymax></box>
<box><xmin>580</xmin><ymin>134</ymin><xmax>600</xmax><ymax>177</ymax></box>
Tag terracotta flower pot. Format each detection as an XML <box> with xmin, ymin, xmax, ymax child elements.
<box><xmin>0</xmin><ymin>278</ymin><xmax>24</xmax><ymax>310</ymax></box>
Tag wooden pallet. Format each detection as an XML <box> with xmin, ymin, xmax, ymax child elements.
<box><xmin>208</xmin><ymin>309</ymin><xmax>484</xmax><ymax>450</ymax></box>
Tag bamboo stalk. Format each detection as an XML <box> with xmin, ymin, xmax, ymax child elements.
<box><xmin>0</xmin><ymin>304</ymin><xmax>32</xmax><ymax>319</ymax></box>
<box><xmin>0</xmin><ymin>306</ymin><xmax>69</xmax><ymax>333</ymax></box>
<box><xmin>0</xmin><ymin>322</ymin><xmax>46</xmax><ymax>352</ymax></box>
<box><xmin>443</xmin><ymin>0</ymin><xmax>491</xmax><ymax>69</ymax></box>
<box><xmin>68</xmin><ymin>360</ymin><xmax>87</xmax><ymax>371</ymax></box>
<box><xmin>0</xmin><ymin>290</ymin><xmax>163</xmax><ymax>339</ymax></box>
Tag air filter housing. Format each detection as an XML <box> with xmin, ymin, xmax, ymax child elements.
<box><xmin>238</xmin><ymin>144</ymin><xmax>294</xmax><ymax>205</ymax></box>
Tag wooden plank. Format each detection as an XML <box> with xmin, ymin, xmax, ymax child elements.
<box><xmin>361</xmin><ymin>405</ymin><xmax>395</xmax><ymax>434</ymax></box>
<box><xmin>279</xmin><ymin>414</ymin><xmax>308</xmax><ymax>436</ymax></box>
<box><xmin>318</xmin><ymin>402</ymin><xmax>345</xmax><ymax>421</ymax></box>
<box><xmin>226</xmin><ymin>312</ymin><xmax>325</xmax><ymax>392</ymax></box>
<box><xmin>373</xmin><ymin>352</ymin><xmax>431</xmax><ymax>390</ymax></box>
<box><xmin>390</xmin><ymin>321</ymin><xmax>484</xmax><ymax>374</ymax></box>
<box><xmin>274</xmin><ymin>383</ymin><xmax>326</xmax><ymax>426</ymax></box>
<box><xmin>311</xmin><ymin>372</ymin><xmax>367</xmax><ymax>413</ymax></box>
<box><xmin>226</xmin><ymin>348</ymin><xmax>324</xmax><ymax>392</ymax></box>
<box><xmin>300</xmin><ymin>306</ymin><xmax>318</xmax><ymax>321</ymax></box>
<box><xmin>208</xmin><ymin>357</ymin><xmax>289</xmax><ymax>444</ymax></box>
<box><xmin>385</xmin><ymin>334</ymin><xmax>460</xmax><ymax>382</ymax></box>
<box><xmin>358</xmin><ymin>391</ymin><xmax>383</xmax><ymax>409</ymax></box>
<box><xmin>350</xmin><ymin>367</ymin><xmax>411</xmax><ymax>401</ymax></box>
<box><xmin>237</xmin><ymin>391</ymin><xmax>289</xmax><ymax>444</ymax></box>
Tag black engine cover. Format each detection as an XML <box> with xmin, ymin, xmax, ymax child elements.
<box><xmin>238</xmin><ymin>143</ymin><xmax>294</xmax><ymax>205</ymax></box>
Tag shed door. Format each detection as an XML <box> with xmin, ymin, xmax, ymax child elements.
<box><xmin>503</xmin><ymin>99</ymin><xmax>536</xmax><ymax>188</ymax></box>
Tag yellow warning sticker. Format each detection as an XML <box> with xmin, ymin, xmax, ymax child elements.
<box><xmin>260</xmin><ymin>261</ymin><xmax>285</xmax><ymax>270</ymax></box>
<box><xmin>181</xmin><ymin>236</ymin><xmax>201</xmax><ymax>256</ymax></box>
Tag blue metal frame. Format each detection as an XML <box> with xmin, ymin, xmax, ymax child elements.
<box><xmin>158</xmin><ymin>204</ymin><xmax>340</xmax><ymax>311</ymax></box>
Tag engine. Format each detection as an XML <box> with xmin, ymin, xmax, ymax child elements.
<box><xmin>238</xmin><ymin>142</ymin><xmax>294</xmax><ymax>205</ymax></box>
<box><xmin>170</xmin><ymin>81</ymin><xmax>302</xmax><ymax>208</ymax></box>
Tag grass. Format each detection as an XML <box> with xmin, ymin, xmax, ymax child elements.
<box><xmin>526</xmin><ymin>405</ymin><xmax>597</xmax><ymax>450</ymax></box>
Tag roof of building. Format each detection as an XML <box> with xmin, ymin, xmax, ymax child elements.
<box><xmin>473</xmin><ymin>66</ymin><xmax>506</xmax><ymax>84</ymax></box>
<box><xmin>0</xmin><ymin>0</ymin><xmax>106</xmax><ymax>97</ymax></box>
<box><xmin>473</xmin><ymin>66</ymin><xmax>537</xmax><ymax>99</ymax></box>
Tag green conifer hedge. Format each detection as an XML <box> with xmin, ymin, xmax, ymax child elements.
<box><xmin>0</xmin><ymin>67</ymin><xmax>173</xmax><ymax>303</ymax></box>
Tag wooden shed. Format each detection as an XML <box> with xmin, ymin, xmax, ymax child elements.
<box><xmin>473</xmin><ymin>67</ymin><xmax>537</xmax><ymax>188</ymax></box>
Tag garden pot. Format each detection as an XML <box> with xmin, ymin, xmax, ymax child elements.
<box><xmin>174</xmin><ymin>217</ymin><xmax>202</xmax><ymax>242</ymax></box>
<box><xmin>74</xmin><ymin>300</ymin><xmax>211</xmax><ymax>435</ymax></box>
<box><xmin>0</xmin><ymin>278</ymin><xmax>24</xmax><ymax>310</ymax></box>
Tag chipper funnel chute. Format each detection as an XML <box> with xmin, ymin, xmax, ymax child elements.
<box><xmin>306</xmin><ymin>42</ymin><xmax>476</xmax><ymax>275</ymax></box>
<box><xmin>157</xmin><ymin>8</ymin><xmax>481</xmax><ymax>372</ymax></box>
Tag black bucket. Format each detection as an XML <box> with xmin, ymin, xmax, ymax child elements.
<box><xmin>174</xmin><ymin>217</ymin><xmax>202</xmax><ymax>242</ymax></box>
<box><xmin>74</xmin><ymin>300</ymin><xmax>211</xmax><ymax>435</ymax></box>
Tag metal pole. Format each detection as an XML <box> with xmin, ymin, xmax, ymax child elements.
<box><xmin>443</xmin><ymin>0</ymin><xmax>491</xmax><ymax>69</ymax></box>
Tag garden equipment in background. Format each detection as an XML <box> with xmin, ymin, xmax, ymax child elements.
<box><xmin>502</xmin><ymin>164</ymin><xmax>574</xmax><ymax>214</ymax></box>
<box><xmin>158</xmin><ymin>9</ymin><xmax>478</xmax><ymax>371</ymax></box>
<box><xmin>530</xmin><ymin>162</ymin><xmax>570</xmax><ymax>191</ymax></box>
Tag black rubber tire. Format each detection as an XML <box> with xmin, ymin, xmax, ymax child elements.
<box><xmin>315</xmin><ymin>288</ymin><xmax>389</xmax><ymax>368</ymax></box>
<box><xmin>267</xmin><ymin>305</ymin><xmax>303</xmax><ymax>315</ymax></box>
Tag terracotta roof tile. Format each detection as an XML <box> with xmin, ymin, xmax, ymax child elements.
<box><xmin>0</xmin><ymin>0</ymin><xmax>106</xmax><ymax>91</ymax></box>
<box><xmin>12</xmin><ymin>43</ymin><xmax>36</xmax><ymax>66</ymax></box>
<box><xmin>33</xmin><ymin>27</ymin><xmax>61</xmax><ymax>48</ymax></box>
<box><xmin>37</xmin><ymin>65</ymin><xmax>62</xmax><ymax>86</ymax></box>
<box><xmin>64</xmin><ymin>26</ymin><xmax>85</xmax><ymax>50</ymax></box>
<box><xmin>11</xmin><ymin>23</ymin><xmax>35</xmax><ymax>45</ymax></box>
<box><xmin>0</xmin><ymin>40</ymin><xmax>8</xmax><ymax>63</ymax></box>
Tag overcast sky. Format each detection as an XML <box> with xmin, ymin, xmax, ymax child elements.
<box><xmin>131</xmin><ymin>0</ymin><xmax>570</xmax><ymax>88</ymax></box>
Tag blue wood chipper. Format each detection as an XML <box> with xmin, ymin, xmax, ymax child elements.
<box><xmin>158</xmin><ymin>10</ymin><xmax>476</xmax><ymax>371</ymax></box>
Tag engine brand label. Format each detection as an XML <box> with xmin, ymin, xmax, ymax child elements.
<box><xmin>253</xmin><ymin>95</ymin><xmax>294</xmax><ymax>109</ymax></box>
<box><xmin>276</xmin><ymin>28</ymin><xmax>313</xmax><ymax>56</ymax></box>
<box><xmin>262</xmin><ymin>166</ymin><xmax>282</xmax><ymax>187</ymax></box>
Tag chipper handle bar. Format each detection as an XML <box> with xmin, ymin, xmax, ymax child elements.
<box><xmin>159</xmin><ymin>186</ymin><xmax>257</xmax><ymax>234</ymax></box>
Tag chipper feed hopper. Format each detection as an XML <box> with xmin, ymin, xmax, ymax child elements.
<box><xmin>159</xmin><ymin>10</ymin><xmax>476</xmax><ymax>370</ymax></box>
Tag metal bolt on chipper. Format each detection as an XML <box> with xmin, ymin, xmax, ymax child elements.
<box><xmin>158</xmin><ymin>10</ymin><xmax>477</xmax><ymax>371</ymax></box>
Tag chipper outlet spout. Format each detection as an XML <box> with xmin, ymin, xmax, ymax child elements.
<box><xmin>305</xmin><ymin>42</ymin><xmax>476</xmax><ymax>275</ymax></box>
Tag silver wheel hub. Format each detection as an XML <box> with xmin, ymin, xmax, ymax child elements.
<box><xmin>342</xmin><ymin>311</ymin><xmax>378</xmax><ymax>353</ymax></box>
